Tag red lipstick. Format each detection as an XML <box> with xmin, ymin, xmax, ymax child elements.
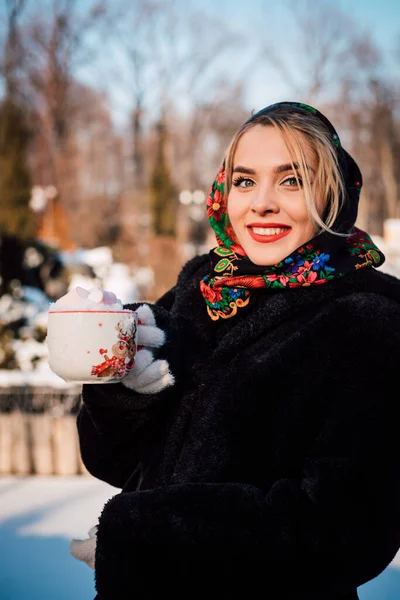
<box><xmin>247</xmin><ymin>223</ymin><xmax>291</xmax><ymax>244</ymax></box>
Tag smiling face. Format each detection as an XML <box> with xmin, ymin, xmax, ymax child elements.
<box><xmin>227</xmin><ymin>124</ymin><xmax>323</xmax><ymax>266</ymax></box>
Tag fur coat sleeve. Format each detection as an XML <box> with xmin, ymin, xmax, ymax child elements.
<box><xmin>77</xmin><ymin>256</ymin><xmax>209</xmax><ymax>489</ymax></box>
<box><xmin>77</xmin><ymin>287</ymin><xmax>179</xmax><ymax>488</ymax></box>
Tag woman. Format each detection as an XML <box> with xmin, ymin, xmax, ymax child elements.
<box><xmin>71</xmin><ymin>102</ymin><xmax>400</xmax><ymax>599</ymax></box>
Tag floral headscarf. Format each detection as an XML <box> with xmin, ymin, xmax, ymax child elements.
<box><xmin>200</xmin><ymin>102</ymin><xmax>385</xmax><ymax>321</ymax></box>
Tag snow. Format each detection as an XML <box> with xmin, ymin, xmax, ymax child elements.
<box><xmin>11</xmin><ymin>339</ymin><xmax>49</xmax><ymax>372</ymax></box>
<box><xmin>0</xmin><ymin>476</ymin><xmax>117</xmax><ymax>537</ymax></box>
<box><xmin>0</xmin><ymin>476</ymin><xmax>117</xmax><ymax>600</ymax></box>
<box><xmin>32</xmin><ymin>310</ymin><xmax>49</xmax><ymax>331</ymax></box>
<box><xmin>62</xmin><ymin>247</ymin><xmax>142</xmax><ymax>304</ymax></box>
<box><xmin>79</xmin><ymin>247</ymin><xmax>114</xmax><ymax>280</ymax></box>
<box><xmin>67</xmin><ymin>272</ymin><xmax>102</xmax><ymax>292</ymax></box>
<box><xmin>103</xmin><ymin>263</ymin><xmax>139</xmax><ymax>304</ymax></box>
<box><xmin>0</xmin><ymin>364</ymin><xmax>77</xmax><ymax>388</ymax></box>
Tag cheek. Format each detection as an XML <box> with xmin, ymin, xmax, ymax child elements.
<box><xmin>291</xmin><ymin>204</ymin><xmax>317</xmax><ymax>241</ymax></box>
<box><xmin>227</xmin><ymin>192</ymin><xmax>242</xmax><ymax>224</ymax></box>
<box><xmin>285</xmin><ymin>194</ymin><xmax>313</xmax><ymax>225</ymax></box>
<box><xmin>296</xmin><ymin>205</ymin><xmax>312</xmax><ymax>224</ymax></box>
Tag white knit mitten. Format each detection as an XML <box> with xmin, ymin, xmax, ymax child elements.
<box><xmin>122</xmin><ymin>304</ymin><xmax>175</xmax><ymax>394</ymax></box>
<box><xmin>70</xmin><ymin>525</ymin><xmax>97</xmax><ymax>570</ymax></box>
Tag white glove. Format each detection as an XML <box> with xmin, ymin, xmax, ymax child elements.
<box><xmin>122</xmin><ymin>304</ymin><xmax>175</xmax><ymax>394</ymax></box>
<box><xmin>70</xmin><ymin>525</ymin><xmax>97</xmax><ymax>570</ymax></box>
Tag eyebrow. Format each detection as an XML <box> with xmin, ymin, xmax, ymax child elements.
<box><xmin>233</xmin><ymin>163</ymin><xmax>315</xmax><ymax>175</ymax></box>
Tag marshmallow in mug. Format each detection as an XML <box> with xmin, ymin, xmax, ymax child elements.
<box><xmin>50</xmin><ymin>287</ymin><xmax>125</xmax><ymax>312</ymax></box>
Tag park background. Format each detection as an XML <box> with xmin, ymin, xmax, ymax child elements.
<box><xmin>0</xmin><ymin>0</ymin><xmax>400</xmax><ymax>598</ymax></box>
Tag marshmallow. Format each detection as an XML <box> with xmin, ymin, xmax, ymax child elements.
<box><xmin>88</xmin><ymin>289</ymin><xmax>104</xmax><ymax>303</ymax></box>
<box><xmin>50</xmin><ymin>286</ymin><xmax>124</xmax><ymax>312</ymax></box>
<box><xmin>88</xmin><ymin>289</ymin><xmax>118</xmax><ymax>305</ymax></box>
<box><xmin>76</xmin><ymin>287</ymin><xmax>90</xmax><ymax>298</ymax></box>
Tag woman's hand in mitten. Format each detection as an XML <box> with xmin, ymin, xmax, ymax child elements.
<box><xmin>122</xmin><ymin>304</ymin><xmax>175</xmax><ymax>394</ymax></box>
<box><xmin>70</xmin><ymin>525</ymin><xmax>97</xmax><ymax>570</ymax></box>
<box><xmin>135</xmin><ymin>304</ymin><xmax>166</xmax><ymax>350</ymax></box>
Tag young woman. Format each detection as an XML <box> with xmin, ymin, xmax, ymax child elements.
<box><xmin>71</xmin><ymin>102</ymin><xmax>400</xmax><ymax>600</ymax></box>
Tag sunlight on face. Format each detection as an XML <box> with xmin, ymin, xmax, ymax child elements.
<box><xmin>227</xmin><ymin>125</ymin><xmax>322</xmax><ymax>266</ymax></box>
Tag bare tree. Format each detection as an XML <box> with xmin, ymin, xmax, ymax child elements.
<box><xmin>100</xmin><ymin>0</ymin><xmax>251</xmax><ymax>280</ymax></box>
<box><xmin>359</xmin><ymin>79</ymin><xmax>399</xmax><ymax>233</ymax></box>
<box><xmin>107</xmin><ymin>0</ymin><xmax>249</xmax><ymax>184</ymax></box>
<box><xmin>0</xmin><ymin>0</ymin><xmax>27</xmax><ymax>95</ymax></box>
<box><xmin>20</xmin><ymin>0</ymin><xmax>122</xmax><ymax>246</ymax></box>
<box><xmin>260</xmin><ymin>0</ymin><xmax>380</xmax><ymax>104</ymax></box>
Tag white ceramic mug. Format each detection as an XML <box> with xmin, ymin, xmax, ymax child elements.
<box><xmin>46</xmin><ymin>309</ymin><xmax>138</xmax><ymax>384</ymax></box>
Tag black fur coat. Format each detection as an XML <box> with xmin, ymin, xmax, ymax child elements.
<box><xmin>78</xmin><ymin>255</ymin><xmax>400</xmax><ymax>600</ymax></box>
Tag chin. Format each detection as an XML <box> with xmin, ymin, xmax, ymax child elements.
<box><xmin>240</xmin><ymin>233</ymin><xmax>297</xmax><ymax>267</ymax></box>
<box><xmin>250</xmin><ymin>257</ymin><xmax>284</xmax><ymax>267</ymax></box>
<box><xmin>245</xmin><ymin>246</ymin><xmax>291</xmax><ymax>267</ymax></box>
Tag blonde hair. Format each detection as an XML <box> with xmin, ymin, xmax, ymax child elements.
<box><xmin>224</xmin><ymin>107</ymin><xmax>346</xmax><ymax>237</ymax></box>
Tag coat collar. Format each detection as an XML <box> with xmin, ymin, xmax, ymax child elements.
<box><xmin>174</xmin><ymin>255</ymin><xmax>400</xmax><ymax>360</ymax></box>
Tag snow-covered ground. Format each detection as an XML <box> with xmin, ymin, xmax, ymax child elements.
<box><xmin>0</xmin><ymin>476</ymin><xmax>117</xmax><ymax>600</ymax></box>
<box><xmin>0</xmin><ymin>475</ymin><xmax>399</xmax><ymax>599</ymax></box>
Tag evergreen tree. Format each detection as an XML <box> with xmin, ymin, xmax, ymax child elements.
<box><xmin>149</xmin><ymin>119</ymin><xmax>177</xmax><ymax>237</ymax></box>
<box><xmin>0</xmin><ymin>97</ymin><xmax>34</xmax><ymax>239</ymax></box>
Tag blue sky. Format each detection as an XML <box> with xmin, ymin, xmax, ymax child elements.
<box><xmin>337</xmin><ymin>0</ymin><xmax>400</xmax><ymax>44</ymax></box>
<box><xmin>213</xmin><ymin>0</ymin><xmax>399</xmax><ymax>51</ymax></box>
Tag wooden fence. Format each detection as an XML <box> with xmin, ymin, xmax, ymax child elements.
<box><xmin>0</xmin><ymin>385</ymin><xmax>88</xmax><ymax>476</ymax></box>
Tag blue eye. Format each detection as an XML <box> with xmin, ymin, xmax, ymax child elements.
<box><xmin>232</xmin><ymin>176</ymin><xmax>255</xmax><ymax>188</ymax></box>
<box><xmin>282</xmin><ymin>176</ymin><xmax>302</xmax><ymax>188</ymax></box>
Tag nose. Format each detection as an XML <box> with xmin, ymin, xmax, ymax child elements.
<box><xmin>250</xmin><ymin>186</ymin><xmax>279</xmax><ymax>215</ymax></box>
